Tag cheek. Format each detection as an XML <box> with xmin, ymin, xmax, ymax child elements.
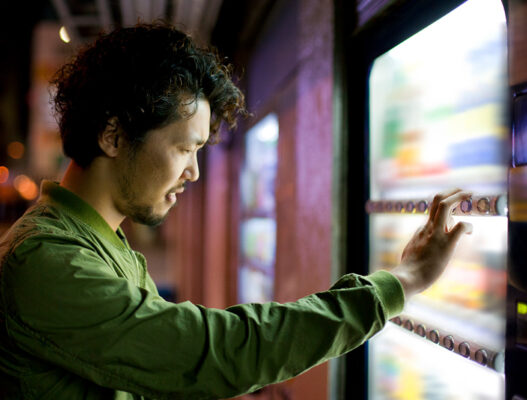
<box><xmin>151</xmin><ymin>153</ymin><xmax>187</xmax><ymax>186</ymax></box>
<box><xmin>131</xmin><ymin>152</ymin><xmax>170</xmax><ymax>189</ymax></box>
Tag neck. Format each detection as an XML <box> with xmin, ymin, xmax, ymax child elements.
<box><xmin>60</xmin><ymin>160</ymin><xmax>125</xmax><ymax>231</ymax></box>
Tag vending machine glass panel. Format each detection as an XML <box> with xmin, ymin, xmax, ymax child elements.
<box><xmin>367</xmin><ymin>0</ymin><xmax>508</xmax><ymax>398</ymax></box>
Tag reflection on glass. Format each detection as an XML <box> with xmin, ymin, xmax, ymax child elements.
<box><xmin>240</xmin><ymin>218</ymin><xmax>276</xmax><ymax>273</ymax></box>
<box><xmin>238</xmin><ymin>114</ymin><xmax>279</xmax><ymax>303</ymax></box>
<box><xmin>240</xmin><ymin>114</ymin><xmax>279</xmax><ymax>215</ymax></box>
<box><xmin>238</xmin><ymin>266</ymin><xmax>274</xmax><ymax>304</ymax></box>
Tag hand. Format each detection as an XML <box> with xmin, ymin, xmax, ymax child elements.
<box><xmin>389</xmin><ymin>189</ymin><xmax>473</xmax><ymax>299</ymax></box>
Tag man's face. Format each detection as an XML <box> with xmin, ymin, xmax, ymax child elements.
<box><xmin>113</xmin><ymin>98</ymin><xmax>210</xmax><ymax>226</ymax></box>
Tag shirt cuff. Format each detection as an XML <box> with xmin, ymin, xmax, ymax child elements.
<box><xmin>364</xmin><ymin>270</ymin><xmax>405</xmax><ymax>318</ymax></box>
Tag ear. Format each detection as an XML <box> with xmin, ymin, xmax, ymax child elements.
<box><xmin>98</xmin><ymin>117</ymin><xmax>121</xmax><ymax>158</ymax></box>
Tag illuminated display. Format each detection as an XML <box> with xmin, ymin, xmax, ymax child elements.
<box><xmin>369</xmin><ymin>0</ymin><xmax>508</xmax><ymax>199</ymax></box>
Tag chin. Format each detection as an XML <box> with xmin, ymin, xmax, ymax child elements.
<box><xmin>132</xmin><ymin>213</ymin><xmax>167</xmax><ymax>227</ymax></box>
<box><xmin>129</xmin><ymin>206</ymin><xmax>169</xmax><ymax>227</ymax></box>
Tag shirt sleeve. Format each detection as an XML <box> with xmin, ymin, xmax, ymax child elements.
<box><xmin>3</xmin><ymin>235</ymin><xmax>404</xmax><ymax>400</ymax></box>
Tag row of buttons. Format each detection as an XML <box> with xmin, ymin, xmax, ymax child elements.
<box><xmin>366</xmin><ymin>195</ymin><xmax>508</xmax><ymax>216</ymax></box>
<box><xmin>390</xmin><ymin>316</ymin><xmax>504</xmax><ymax>372</ymax></box>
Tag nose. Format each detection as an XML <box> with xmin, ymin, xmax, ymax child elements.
<box><xmin>183</xmin><ymin>152</ymin><xmax>200</xmax><ymax>182</ymax></box>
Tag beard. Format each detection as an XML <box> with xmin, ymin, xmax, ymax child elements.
<box><xmin>117</xmin><ymin>189</ymin><xmax>172</xmax><ymax>227</ymax></box>
<box><xmin>128</xmin><ymin>203</ymin><xmax>168</xmax><ymax>227</ymax></box>
<box><xmin>115</xmin><ymin>160</ymin><xmax>172</xmax><ymax>227</ymax></box>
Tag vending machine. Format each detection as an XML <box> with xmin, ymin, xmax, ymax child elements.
<box><xmin>363</xmin><ymin>0</ymin><xmax>511</xmax><ymax>398</ymax></box>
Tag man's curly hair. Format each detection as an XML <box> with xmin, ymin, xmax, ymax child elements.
<box><xmin>51</xmin><ymin>22</ymin><xmax>246</xmax><ymax>168</ymax></box>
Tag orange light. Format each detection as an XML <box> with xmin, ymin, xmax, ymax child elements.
<box><xmin>14</xmin><ymin>175</ymin><xmax>38</xmax><ymax>200</ymax></box>
<box><xmin>0</xmin><ymin>166</ymin><xmax>9</xmax><ymax>184</ymax></box>
<box><xmin>7</xmin><ymin>141</ymin><xmax>25</xmax><ymax>159</ymax></box>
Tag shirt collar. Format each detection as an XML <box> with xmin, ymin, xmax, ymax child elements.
<box><xmin>39</xmin><ymin>180</ymin><xmax>128</xmax><ymax>249</ymax></box>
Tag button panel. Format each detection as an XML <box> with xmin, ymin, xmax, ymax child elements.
<box><xmin>458</xmin><ymin>342</ymin><xmax>470</xmax><ymax>358</ymax></box>
<box><xmin>389</xmin><ymin>315</ymin><xmax>503</xmax><ymax>372</ymax></box>
<box><xmin>475</xmin><ymin>348</ymin><xmax>488</xmax><ymax>365</ymax></box>
<box><xmin>415</xmin><ymin>324</ymin><xmax>426</xmax><ymax>337</ymax></box>
<box><xmin>403</xmin><ymin>319</ymin><xmax>414</xmax><ymax>331</ymax></box>
<box><xmin>367</xmin><ymin>195</ymin><xmax>508</xmax><ymax>216</ymax></box>
<box><xmin>443</xmin><ymin>335</ymin><xmax>455</xmax><ymax>351</ymax></box>
<box><xmin>428</xmin><ymin>329</ymin><xmax>440</xmax><ymax>344</ymax></box>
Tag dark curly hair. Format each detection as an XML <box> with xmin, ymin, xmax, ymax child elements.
<box><xmin>51</xmin><ymin>22</ymin><xmax>246</xmax><ymax>168</ymax></box>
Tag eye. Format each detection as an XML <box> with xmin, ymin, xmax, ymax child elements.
<box><xmin>178</xmin><ymin>147</ymin><xmax>192</xmax><ymax>154</ymax></box>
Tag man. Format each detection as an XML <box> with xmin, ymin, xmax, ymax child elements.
<box><xmin>0</xmin><ymin>23</ymin><xmax>472</xmax><ymax>399</ymax></box>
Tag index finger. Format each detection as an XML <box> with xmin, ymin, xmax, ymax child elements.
<box><xmin>434</xmin><ymin>190</ymin><xmax>472</xmax><ymax>229</ymax></box>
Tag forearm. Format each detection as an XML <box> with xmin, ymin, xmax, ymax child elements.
<box><xmin>183</xmin><ymin>270</ymin><xmax>405</xmax><ymax>398</ymax></box>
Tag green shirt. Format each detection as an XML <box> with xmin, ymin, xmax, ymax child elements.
<box><xmin>0</xmin><ymin>181</ymin><xmax>404</xmax><ymax>399</ymax></box>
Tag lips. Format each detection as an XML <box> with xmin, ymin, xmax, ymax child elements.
<box><xmin>166</xmin><ymin>192</ymin><xmax>177</xmax><ymax>203</ymax></box>
<box><xmin>166</xmin><ymin>184</ymin><xmax>185</xmax><ymax>204</ymax></box>
<box><xmin>174</xmin><ymin>182</ymin><xmax>186</xmax><ymax>193</ymax></box>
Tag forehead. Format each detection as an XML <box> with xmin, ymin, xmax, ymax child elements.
<box><xmin>148</xmin><ymin>98</ymin><xmax>211</xmax><ymax>145</ymax></box>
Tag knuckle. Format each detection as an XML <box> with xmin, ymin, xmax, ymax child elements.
<box><xmin>437</xmin><ymin>200</ymin><xmax>448</xmax><ymax>212</ymax></box>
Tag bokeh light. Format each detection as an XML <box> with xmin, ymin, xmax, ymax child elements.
<box><xmin>0</xmin><ymin>166</ymin><xmax>9</xmax><ymax>184</ymax></box>
<box><xmin>59</xmin><ymin>26</ymin><xmax>70</xmax><ymax>43</ymax></box>
<box><xmin>14</xmin><ymin>175</ymin><xmax>38</xmax><ymax>200</ymax></box>
<box><xmin>7</xmin><ymin>141</ymin><xmax>25</xmax><ymax>159</ymax></box>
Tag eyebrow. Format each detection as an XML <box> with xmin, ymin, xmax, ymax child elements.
<box><xmin>181</xmin><ymin>135</ymin><xmax>208</xmax><ymax>147</ymax></box>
